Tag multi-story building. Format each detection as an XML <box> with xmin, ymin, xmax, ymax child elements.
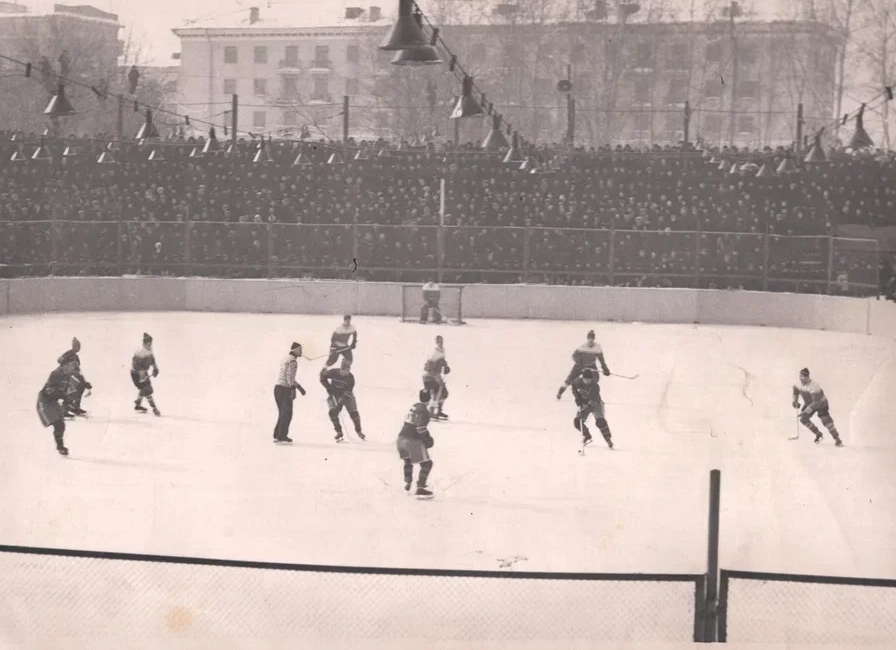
<box><xmin>172</xmin><ymin>2</ymin><xmax>839</xmax><ymax>147</ymax></box>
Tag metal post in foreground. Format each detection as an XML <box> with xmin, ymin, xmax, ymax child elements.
<box><xmin>702</xmin><ymin>469</ymin><xmax>721</xmax><ymax>642</ymax></box>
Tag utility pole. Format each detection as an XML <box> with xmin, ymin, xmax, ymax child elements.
<box><xmin>566</xmin><ymin>64</ymin><xmax>576</xmax><ymax>147</ymax></box>
<box><xmin>727</xmin><ymin>1</ymin><xmax>740</xmax><ymax>145</ymax></box>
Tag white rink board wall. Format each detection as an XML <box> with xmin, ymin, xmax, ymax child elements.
<box><xmin>1</xmin><ymin>278</ymin><xmax>895</xmax><ymax>337</ymax></box>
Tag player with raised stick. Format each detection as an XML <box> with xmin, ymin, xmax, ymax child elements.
<box><xmin>324</xmin><ymin>315</ymin><xmax>358</xmax><ymax>369</ymax></box>
<box><xmin>420</xmin><ymin>279</ymin><xmax>442</xmax><ymax>324</ymax></box>
<box><xmin>58</xmin><ymin>336</ymin><xmax>92</xmax><ymax>418</ymax></box>
<box><xmin>422</xmin><ymin>335</ymin><xmax>450</xmax><ymax>419</ymax></box>
<box><xmin>320</xmin><ymin>357</ymin><xmax>365</xmax><ymax>443</ymax></box>
<box><xmin>557</xmin><ymin>330</ymin><xmax>611</xmax><ymax>400</ymax></box>
<box><xmin>131</xmin><ymin>333</ymin><xmax>161</xmax><ymax>416</ymax></box>
<box><xmin>792</xmin><ymin>368</ymin><xmax>844</xmax><ymax>447</ymax></box>
<box><xmin>396</xmin><ymin>389</ymin><xmax>436</xmax><ymax>498</ymax></box>
<box><xmin>274</xmin><ymin>342</ymin><xmax>306</xmax><ymax>444</ymax></box>
<box><xmin>37</xmin><ymin>351</ymin><xmax>79</xmax><ymax>456</ymax></box>
<box><xmin>571</xmin><ymin>369</ymin><xmax>614</xmax><ymax>452</ymax></box>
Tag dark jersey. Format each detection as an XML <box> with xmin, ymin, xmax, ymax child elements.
<box><xmin>571</xmin><ymin>377</ymin><xmax>601</xmax><ymax>406</ymax></box>
<box><xmin>320</xmin><ymin>368</ymin><xmax>355</xmax><ymax>396</ymax></box>
<box><xmin>40</xmin><ymin>368</ymin><xmax>69</xmax><ymax>401</ymax></box>
<box><xmin>398</xmin><ymin>402</ymin><xmax>431</xmax><ymax>440</ymax></box>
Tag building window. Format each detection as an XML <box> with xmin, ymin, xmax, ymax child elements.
<box><xmin>737</xmin><ymin>115</ymin><xmax>755</xmax><ymax>134</ymax></box>
<box><xmin>284</xmin><ymin>45</ymin><xmax>299</xmax><ymax>66</ymax></box>
<box><xmin>667</xmin><ymin>43</ymin><xmax>688</xmax><ymax>71</ymax></box>
<box><xmin>737</xmin><ymin>79</ymin><xmax>759</xmax><ymax>100</ymax></box>
<box><xmin>667</xmin><ymin>79</ymin><xmax>688</xmax><ymax>104</ymax></box>
<box><xmin>703</xmin><ymin>114</ymin><xmax>722</xmax><ymax>135</ymax></box>
<box><xmin>254</xmin><ymin>46</ymin><xmax>268</xmax><ymax>64</ymax></box>
<box><xmin>284</xmin><ymin>110</ymin><xmax>297</xmax><ymax>126</ymax></box>
<box><xmin>253</xmin><ymin>111</ymin><xmax>267</xmax><ymax>128</ymax></box>
<box><xmin>282</xmin><ymin>76</ymin><xmax>298</xmax><ymax>96</ymax></box>
<box><xmin>254</xmin><ymin>78</ymin><xmax>268</xmax><ymax>95</ymax></box>
<box><xmin>346</xmin><ymin>45</ymin><xmax>360</xmax><ymax>63</ymax></box>
<box><xmin>223</xmin><ymin>78</ymin><xmax>237</xmax><ymax>95</ymax></box>
<box><xmin>633</xmin><ymin>77</ymin><xmax>652</xmax><ymax>104</ymax></box>
<box><xmin>739</xmin><ymin>44</ymin><xmax>758</xmax><ymax>65</ymax></box>
<box><xmin>706</xmin><ymin>40</ymin><xmax>723</xmax><ymax>63</ymax></box>
<box><xmin>224</xmin><ymin>46</ymin><xmax>238</xmax><ymax>64</ymax></box>
<box><xmin>314</xmin><ymin>45</ymin><xmax>330</xmax><ymax>66</ymax></box>
<box><xmin>313</xmin><ymin>75</ymin><xmax>329</xmax><ymax>99</ymax></box>
<box><xmin>346</xmin><ymin>77</ymin><xmax>360</xmax><ymax>95</ymax></box>
<box><xmin>635</xmin><ymin>42</ymin><xmax>654</xmax><ymax>69</ymax></box>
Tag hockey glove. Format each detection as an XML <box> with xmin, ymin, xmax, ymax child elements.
<box><xmin>84</xmin><ymin>382</ymin><xmax>93</xmax><ymax>390</ymax></box>
<box><xmin>350</xmin><ymin>341</ymin><xmax>357</xmax><ymax>349</ymax></box>
<box><xmin>792</xmin><ymin>400</ymin><xmax>800</xmax><ymax>409</ymax></box>
<box><xmin>602</xmin><ymin>367</ymin><xmax>610</xmax><ymax>377</ymax></box>
<box><xmin>422</xmin><ymin>433</ymin><xmax>434</xmax><ymax>449</ymax></box>
<box><xmin>296</xmin><ymin>384</ymin><xmax>306</xmax><ymax>396</ymax></box>
<box><xmin>443</xmin><ymin>366</ymin><xmax>451</xmax><ymax>375</ymax></box>
<box><xmin>152</xmin><ymin>367</ymin><xmax>159</xmax><ymax>378</ymax></box>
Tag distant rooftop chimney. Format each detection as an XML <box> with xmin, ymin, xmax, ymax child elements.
<box><xmin>369</xmin><ymin>5</ymin><xmax>381</xmax><ymax>21</ymax></box>
<box><xmin>345</xmin><ymin>6</ymin><xmax>364</xmax><ymax>19</ymax></box>
<box><xmin>249</xmin><ymin>6</ymin><xmax>260</xmax><ymax>24</ymax></box>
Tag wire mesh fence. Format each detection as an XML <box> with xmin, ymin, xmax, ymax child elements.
<box><xmin>719</xmin><ymin>569</ymin><xmax>896</xmax><ymax>644</ymax></box>
<box><xmin>0</xmin><ymin>545</ymin><xmax>705</xmax><ymax>645</ymax></box>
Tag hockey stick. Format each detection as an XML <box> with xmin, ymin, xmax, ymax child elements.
<box><xmin>306</xmin><ymin>345</ymin><xmax>353</xmax><ymax>362</ymax></box>
<box><xmin>789</xmin><ymin>408</ymin><xmax>801</xmax><ymax>441</ymax></box>
<box><xmin>611</xmin><ymin>372</ymin><xmax>639</xmax><ymax>380</ymax></box>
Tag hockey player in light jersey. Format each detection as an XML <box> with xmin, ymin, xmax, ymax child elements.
<box><xmin>571</xmin><ymin>369</ymin><xmax>614</xmax><ymax>449</ymax></box>
<box><xmin>422</xmin><ymin>335</ymin><xmax>450</xmax><ymax>419</ymax></box>
<box><xmin>58</xmin><ymin>336</ymin><xmax>92</xmax><ymax>418</ymax></box>
<box><xmin>325</xmin><ymin>315</ymin><xmax>358</xmax><ymax>368</ymax></box>
<box><xmin>131</xmin><ymin>333</ymin><xmax>161</xmax><ymax>416</ymax></box>
<box><xmin>396</xmin><ymin>389</ymin><xmax>436</xmax><ymax>497</ymax></box>
<box><xmin>420</xmin><ymin>280</ymin><xmax>442</xmax><ymax>324</ymax></box>
<box><xmin>557</xmin><ymin>330</ymin><xmax>610</xmax><ymax>399</ymax></box>
<box><xmin>320</xmin><ymin>357</ymin><xmax>365</xmax><ymax>442</ymax></box>
<box><xmin>793</xmin><ymin>368</ymin><xmax>843</xmax><ymax>446</ymax></box>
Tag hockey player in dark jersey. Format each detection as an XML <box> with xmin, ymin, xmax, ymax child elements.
<box><xmin>396</xmin><ymin>389</ymin><xmax>436</xmax><ymax>497</ymax></box>
<box><xmin>58</xmin><ymin>336</ymin><xmax>92</xmax><ymax>418</ymax></box>
<box><xmin>571</xmin><ymin>369</ymin><xmax>614</xmax><ymax>449</ymax></box>
<box><xmin>320</xmin><ymin>357</ymin><xmax>364</xmax><ymax>442</ymax></box>
<box><xmin>37</xmin><ymin>351</ymin><xmax>79</xmax><ymax>456</ymax></box>
<box><xmin>557</xmin><ymin>330</ymin><xmax>610</xmax><ymax>399</ymax></box>
<box><xmin>131</xmin><ymin>333</ymin><xmax>161</xmax><ymax>416</ymax></box>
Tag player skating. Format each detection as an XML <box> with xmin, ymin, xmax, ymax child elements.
<box><xmin>422</xmin><ymin>335</ymin><xmax>450</xmax><ymax>419</ymax></box>
<box><xmin>793</xmin><ymin>368</ymin><xmax>843</xmax><ymax>446</ymax></box>
<box><xmin>557</xmin><ymin>330</ymin><xmax>610</xmax><ymax>400</ymax></box>
<box><xmin>324</xmin><ymin>315</ymin><xmax>357</xmax><ymax>368</ymax></box>
<box><xmin>396</xmin><ymin>390</ymin><xmax>436</xmax><ymax>498</ymax></box>
<box><xmin>320</xmin><ymin>357</ymin><xmax>365</xmax><ymax>442</ymax></box>
<box><xmin>37</xmin><ymin>351</ymin><xmax>79</xmax><ymax>456</ymax></box>
<box><xmin>131</xmin><ymin>333</ymin><xmax>161</xmax><ymax>416</ymax></box>
<box><xmin>420</xmin><ymin>280</ymin><xmax>442</xmax><ymax>324</ymax></box>
<box><xmin>572</xmin><ymin>369</ymin><xmax>614</xmax><ymax>450</ymax></box>
<box><xmin>58</xmin><ymin>337</ymin><xmax>92</xmax><ymax>418</ymax></box>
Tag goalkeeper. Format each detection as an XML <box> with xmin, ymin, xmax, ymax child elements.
<box><xmin>420</xmin><ymin>280</ymin><xmax>442</xmax><ymax>324</ymax></box>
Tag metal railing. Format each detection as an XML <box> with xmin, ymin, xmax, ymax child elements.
<box><xmin>0</xmin><ymin>221</ymin><xmax>881</xmax><ymax>295</ymax></box>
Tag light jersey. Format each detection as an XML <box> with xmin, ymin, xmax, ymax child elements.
<box><xmin>795</xmin><ymin>380</ymin><xmax>829</xmax><ymax>409</ymax></box>
<box><xmin>132</xmin><ymin>347</ymin><xmax>156</xmax><ymax>374</ymax></box>
<box><xmin>573</xmin><ymin>342</ymin><xmax>603</xmax><ymax>367</ymax></box>
<box><xmin>331</xmin><ymin>324</ymin><xmax>356</xmax><ymax>348</ymax></box>
<box><xmin>423</xmin><ymin>282</ymin><xmax>440</xmax><ymax>300</ymax></box>
<box><xmin>423</xmin><ymin>348</ymin><xmax>447</xmax><ymax>379</ymax></box>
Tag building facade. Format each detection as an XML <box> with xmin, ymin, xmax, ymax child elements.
<box><xmin>172</xmin><ymin>4</ymin><xmax>839</xmax><ymax>147</ymax></box>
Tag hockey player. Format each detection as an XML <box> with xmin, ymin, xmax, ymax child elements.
<box><xmin>422</xmin><ymin>335</ymin><xmax>450</xmax><ymax>419</ymax></box>
<box><xmin>420</xmin><ymin>280</ymin><xmax>442</xmax><ymax>324</ymax></box>
<box><xmin>396</xmin><ymin>389</ymin><xmax>436</xmax><ymax>497</ymax></box>
<box><xmin>793</xmin><ymin>368</ymin><xmax>843</xmax><ymax>446</ymax></box>
<box><xmin>325</xmin><ymin>315</ymin><xmax>358</xmax><ymax>368</ymax></box>
<box><xmin>131</xmin><ymin>333</ymin><xmax>161</xmax><ymax>416</ymax></box>
<box><xmin>320</xmin><ymin>357</ymin><xmax>365</xmax><ymax>442</ymax></box>
<box><xmin>37</xmin><ymin>351</ymin><xmax>79</xmax><ymax>456</ymax></box>
<box><xmin>557</xmin><ymin>330</ymin><xmax>611</xmax><ymax>399</ymax></box>
<box><xmin>58</xmin><ymin>337</ymin><xmax>91</xmax><ymax>418</ymax></box>
<box><xmin>571</xmin><ymin>369</ymin><xmax>614</xmax><ymax>449</ymax></box>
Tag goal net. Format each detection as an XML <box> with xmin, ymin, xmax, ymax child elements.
<box><xmin>401</xmin><ymin>284</ymin><xmax>466</xmax><ymax>325</ymax></box>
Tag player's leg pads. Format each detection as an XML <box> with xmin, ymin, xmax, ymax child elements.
<box><xmin>799</xmin><ymin>415</ymin><xmax>822</xmax><ymax>435</ymax></box>
<box><xmin>596</xmin><ymin>418</ymin><xmax>612</xmax><ymax>440</ymax></box>
<box><xmin>573</xmin><ymin>416</ymin><xmax>582</xmax><ymax>431</ymax></box>
<box><xmin>349</xmin><ymin>410</ymin><xmax>362</xmax><ymax>432</ymax></box>
<box><xmin>328</xmin><ymin>409</ymin><xmax>342</xmax><ymax>432</ymax></box>
<box><xmin>418</xmin><ymin>460</ymin><xmax>433</xmax><ymax>487</ymax></box>
<box><xmin>403</xmin><ymin>459</ymin><xmax>413</xmax><ymax>484</ymax></box>
<box><xmin>52</xmin><ymin>420</ymin><xmax>65</xmax><ymax>447</ymax></box>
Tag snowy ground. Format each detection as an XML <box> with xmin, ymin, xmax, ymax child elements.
<box><xmin>1</xmin><ymin>311</ymin><xmax>894</xmax><ymax>647</ymax></box>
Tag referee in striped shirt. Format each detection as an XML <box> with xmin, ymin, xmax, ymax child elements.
<box><xmin>274</xmin><ymin>342</ymin><xmax>306</xmax><ymax>442</ymax></box>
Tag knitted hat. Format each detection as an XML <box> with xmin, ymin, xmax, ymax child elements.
<box><xmin>800</xmin><ymin>368</ymin><xmax>810</xmax><ymax>377</ymax></box>
<box><xmin>587</xmin><ymin>330</ymin><xmax>596</xmax><ymax>339</ymax></box>
<box><xmin>290</xmin><ymin>342</ymin><xmax>302</xmax><ymax>353</ymax></box>
<box><xmin>72</xmin><ymin>337</ymin><xmax>80</xmax><ymax>347</ymax></box>
<box><xmin>59</xmin><ymin>350</ymin><xmax>77</xmax><ymax>365</ymax></box>
<box><xmin>582</xmin><ymin>368</ymin><xmax>594</xmax><ymax>379</ymax></box>
<box><xmin>143</xmin><ymin>333</ymin><xmax>153</xmax><ymax>342</ymax></box>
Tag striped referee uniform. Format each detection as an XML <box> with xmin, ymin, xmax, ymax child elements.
<box><xmin>274</xmin><ymin>343</ymin><xmax>305</xmax><ymax>441</ymax></box>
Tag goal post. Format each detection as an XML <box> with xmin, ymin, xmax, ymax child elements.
<box><xmin>401</xmin><ymin>284</ymin><xmax>466</xmax><ymax>325</ymax></box>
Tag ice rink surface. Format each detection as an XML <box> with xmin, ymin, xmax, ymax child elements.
<box><xmin>1</xmin><ymin>310</ymin><xmax>895</xmax><ymax>648</ymax></box>
<box><xmin>1</xmin><ymin>310</ymin><xmax>894</xmax><ymax>577</ymax></box>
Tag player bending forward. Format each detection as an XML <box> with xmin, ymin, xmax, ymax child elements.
<box><xmin>58</xmin><ymin>337</ymin><xmax>92</xmax><ymax>418</ymax></box>
<box><xmin>572</xmin><ymin>369</ymin><xmax>614</xmax><ymax>449</ymax></box>
<box><xmin>396</xmin><ymin>390</ymin><xmax>436</xmax><ymax>498</ymax></box>
<box><xmin>320</xmin><ymin>358</ymin><xmax>365</xmax><ymax>442</ymax></box>
<box><xmin>131</xmin><ymin>333</ymin><xmax>161</xmax><ymax>416</ymax></box>
<box><xmin>423</xmin><ymin>335</ymin><xmax>450</xmax><ymax>419</ymax></box>
<box><xmin>420</xmin><ymin>280</ymin><xmax>442</xmax><ymax>324</ymax></box>
<box><xmin>37</xmin><ymin>351</ymin><xmax>79</xmax><ymax>456</ymax></box>
<box><xmin>793</xmin><ymin>368</ymin><xmax>843</xmax><ymax>446</ymax></box>
<box><xmin>325</xmin><ymin>315</ymin><xmax>358</xmax><ymax>368</ymax></box>
<box><xmin>557</xmin><ymin>330</ymin><xmax>610</xmax><ymax>399</ymax></box>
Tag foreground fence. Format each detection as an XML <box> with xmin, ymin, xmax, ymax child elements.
<box><xmin>0</xmin><ymin>221</ymin><xmax>881</xmax><ymax>296</ymax></box>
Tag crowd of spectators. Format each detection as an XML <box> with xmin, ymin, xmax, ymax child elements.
<box><xmin>0</xmin><ymin>133</ymin><xmax>892</xmax><ymax>295</ymax></box>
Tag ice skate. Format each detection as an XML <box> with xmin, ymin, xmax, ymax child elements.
<box><xmin>57</xmin><ymin>446</ymin><xmax>69</xmax><ymax>457</ymax></box>
<box><xmin>335</xmin><ymin>432</ymin><xmax>344</xmax><ymax>443</ymax></box>
<box><xmin>415</xmin><ymin>486</ymin><xmax>433</xmax><ymax>498</ymax></box>
<box><xmin>814</xmin><ymin>433</ymin><xmax>823</xmax><ymax>444</ymax></box>
<box><xmin>135</xmin><ymin>402</ymin><xmax>148</xmax><ymax>413</ymax></box>
<box><xmin>835</xmin><ymin>439</ymin><xmax>844</xmax><ymax>447</ymax></box>
<box><xmin>404</xmin><ymin>481</ymin><xmax>412</xmax><ymax>492</ymax></box>
<box><xmin>434</xmin><ymin>411</ymin><xmax>448</xmax><ymax>420</ymax></box>
<box><xmin>275</xmin><ymin>436</ymin><xmax>293</xmax><ymax>444</ymax></box>
<box><xmin>356</xmin><ymin>431</ymin><xmax>366</xmax><ymax>440</ymax></box>
<box><xmin>152</xmin><ymin>408</ymin><xmax>161</xmax><ymax>417</ymax></box>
